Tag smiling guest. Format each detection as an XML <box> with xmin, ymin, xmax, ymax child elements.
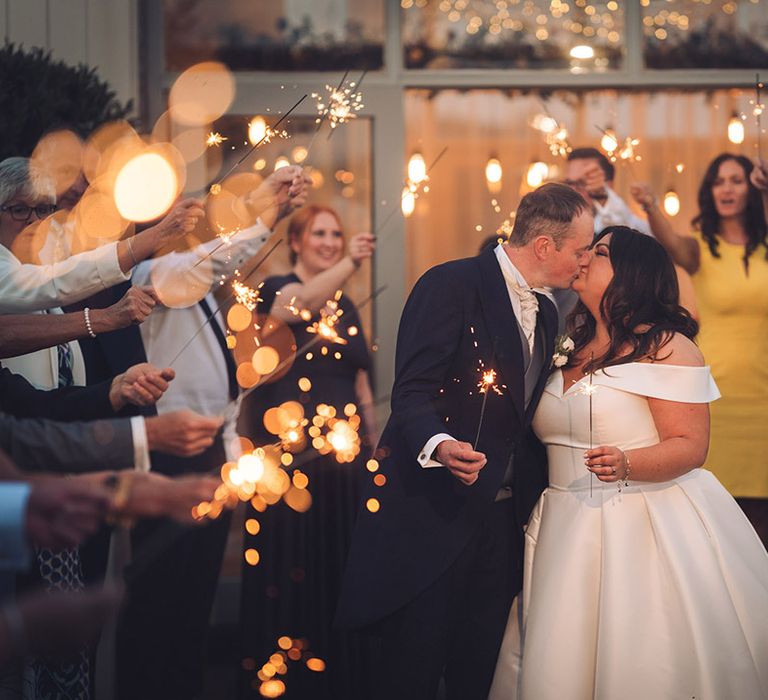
<box><xmin>239</xmin><ymin>204</ymin><xmax>377</xmax><ymax>699</ymax></box>
<box><xmin>630</xmin><ymin>153</ymin><xmax>768</xmax><ymax>546</ymax></box>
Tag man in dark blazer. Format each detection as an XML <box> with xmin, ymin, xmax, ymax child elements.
<box><xmin>337</xmin><ymin>183</ymin><xmax>594</xmax><ymax>699</ymax></box>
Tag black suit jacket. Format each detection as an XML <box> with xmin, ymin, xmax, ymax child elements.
<box><xmin>0</xmin><ymin>366</ymin><xmax>114</xmax><ymax>422</ymax></box>
<box><xmin>0</xmin><ymin>414</ymin><xmax>134</xmax><ymax>473</ymax></box>
<box><xmin>336</xmin><ymin>246</ymin><xmax>557</xmax><ymax>629</ymax></box>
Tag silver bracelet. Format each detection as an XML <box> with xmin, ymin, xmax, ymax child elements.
<box><xmin>126</xmin><ymin>236</ymin><xmax>138</xmax><ymax>266</ymax></box>
<box><xmin>0</xmin><ymin>603</ymin><xmax>27</xmax><ymax>657</ymax></box>
<box><xmin>84</xmin><ymin>307</ymin><xmax>97</xmax><ymax>338</ymax></box>
<box><xmin>618</xmin><ymin>451</ymin><xmax>631</xmax><ymax>493</ymax></box>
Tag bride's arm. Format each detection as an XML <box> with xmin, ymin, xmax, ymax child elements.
<box><xmin>586</xmin><ymin>334</ymin><xmax>710</xmax><ymax>483</ymax></box>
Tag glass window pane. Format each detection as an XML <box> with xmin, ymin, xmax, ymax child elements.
<box><xmin>402</xmin><ymin>0</ymin><xmax>625</xmax><ymax>71</ymax></box>
<box><xmin>404</xmin><ymin>88</ymin><xmax>756</xmax><ymax>286</ymax></box>
<box><xmin>643</xmin><ymin>0</ymin><xmax>768</xmax><ymax>69</ymax></box>
<box><xmin>164</xmin><ymin>0</ymin><xmax>385</xmax><ymax>72</ymax></box>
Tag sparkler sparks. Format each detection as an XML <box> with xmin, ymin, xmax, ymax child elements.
<box><xmin>306</xmin><ymin>294</ymin><xmax>347</xmax><ymax>346</ymax></box>
<box><xmin>232</xmin><ymin>280</ymin><xmax>261</xmax><ymax>311</ymax></box>
<box><xmin>531</xmin><ymin>111</ymin><xmax>572</xmax><ymax>157</ymax></box>
<box><xmin>597</xmin><ymin>125</ymin><xmax>641</xmax><ymax>164</ymax></box>
<box><xmin>205</xmin><ymin>131</ymin><xmax>228</xmax><ymax>147</ymax></box>
<box><xmin>312</xmin><ymin>80</ymin><xmax>364</xmax><ymax>131</ymax></box>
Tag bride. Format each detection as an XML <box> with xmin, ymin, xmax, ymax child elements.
<box><xmin>491</xmin><ymin>226</ymin><xmax>768</xmax><ymax>699</ymax></box>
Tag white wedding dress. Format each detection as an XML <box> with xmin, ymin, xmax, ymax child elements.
<box><xmin>490</xmin><ymin>362</ymin><xmax>768</xmax><ymax>700</ymax></box>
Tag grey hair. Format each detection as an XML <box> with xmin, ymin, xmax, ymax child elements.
<box><xmin>0</xmin><ymin>157</ymin><xmax>56</xmax><ymax>208</ymax></box>
<box><xmin>509</xmin><ymin>182</ymin><xmax>589</xmax><ymax>250</ymax></box>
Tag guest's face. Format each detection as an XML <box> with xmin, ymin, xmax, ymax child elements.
<box><xmin>0</xmin><ymin>193</ymin><xmax>55</xmax><ymax>252</ymax></box>
<box><xmin>572</xmin><ymin>234</ymin><xmax>613</xmax><ymax>305</ymax></box>
<box><xmin>295</xmin><ymin>211</ymin><xmax>344</xmax><ymax>274</ymax></box>
<box><xmin>711</xmin><ymin>159</ymin><xmax>749</xmax><ymax>219</ymax></box>
<box><xmin>541</xmin><ymin>209</ymin><xmax>594</xmax><ymax>289</ymax></box>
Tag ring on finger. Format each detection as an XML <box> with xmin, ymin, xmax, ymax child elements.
<box><xmin>611</xmin><ymin>466</ymin><xmax>617</xmax><ymax>475</ymax></box>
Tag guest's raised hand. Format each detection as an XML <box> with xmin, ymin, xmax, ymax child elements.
<box><xmin>435</xmin><ymin>439</ymin><xmax>487</xmax><ymax>486</ymax></box>
<box><xmin>96</xmin><ymin>286</ymin><xmax>159</xmax><ymax>332</ymax></box>
<box><xmin>581</xmin><ymin>161</ymin><xmax>607</xmax><ymax>194</ymax></box>
<box><xmin>348</xmin><ymin>232</ymin><xmax>375</xmax><ymax>266</ymax></box>
<box><xmin>144</xmin><ymin>410</ymin><xmax>223</xmax><ymax>457</ymax></box>
<box><xmin>109</xmin><ymin>363</ymin><xmax>175</xmax><ymax>410</ymax></box>
<box><xmin>152</xmin><ymin>198</ymin><xmax>205</xmax><ymax>245</ymax></box>
<box><xmin>630</xmin><ymin>183</ymin><xmax>657</xmax><ymax>211</ymax></box>
<box><xmin>245</xmin><ymin>165</ymin><xmax>310</xmax><ymax>229</ymax></box>
<box><xmin>750</xmin><ymin>158</ymin><xmax>768</xmax><ymax>192</ymax></box>
<box><xmin>585</xmin><ymin>445</ymin><xmax>629</xmax><ymax>482</ymax></box>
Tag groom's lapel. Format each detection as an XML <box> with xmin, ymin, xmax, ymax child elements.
<box><xmin>476</xmin><ymin>247</ymin><xmax>525</xmax><ymax>420</ymax></box>
<box><xmin>525</xmin><ymin>293</ymin><xmax>558</xmax><ymax>423</ymax></box>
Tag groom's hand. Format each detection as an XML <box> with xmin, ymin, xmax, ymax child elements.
<box><xmin>436</xmin><ymin>440</ymin><xmax>487</xmax><ymax>486</ymax></box>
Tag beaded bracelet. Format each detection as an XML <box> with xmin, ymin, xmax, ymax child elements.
<box><xmin>618</xmin><ymin>451</ymin><xmax>632</xmax><ymax>493</ymax></box>
<box><xmin>83</xmin><ymin>307</ymin><xmax>96</xmax><ymax>338</ymax></box>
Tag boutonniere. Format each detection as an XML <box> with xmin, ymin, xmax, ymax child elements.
<box><xmin>552</xmin><ymin>335</ymin><xmax>575</xmax><ymax>368</ymax></box>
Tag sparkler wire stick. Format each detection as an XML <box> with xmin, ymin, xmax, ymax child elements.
<box><xmin>588</xmin><ymin>367</ymin><xmax>594</xmax><ymax>498</ymax></box>
<box><xmin>756</xmin><ymin>73</ymin><xmax>764</xmax><ymax>162</ymax></box>
<box><xmin>473</xmin><ymin>337</ymin><xmax>499</xmax><ymax>450</ymax></box>
<box><xmin>168</xmin><ymin>239</ymin><xmax>283</xmax><ymax>367</ymax></box>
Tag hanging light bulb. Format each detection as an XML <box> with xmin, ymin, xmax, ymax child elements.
<box><xmin>727</xmin><ymin>113</ymin><xmax>745</xmax><ymax>145</ymax></box>
<box><xmin>401</xmin><ymin>186</ymin><xmax>415</xmax><ymax>217</ymax></box>
<box><xmin>407</xmin><ymin>153</ymin><xmax>427</xmax><ymax>184</ymax></box>
<box><xmin>663</xmin><ymin>189</ymin><xmax>681</xmax><ymax>217</ymax></box>
<box><xmin>485</xmin><ymin>158</ymin><xmax>503</xmax><ymax>185</ymax></box>
<box><xmin>274</xmin><ymin>156</ymin><xmax>290</xmax><ymax>171</ymax></box>
<box><xmin>248</xmin><ymin>116</ymin><xmax>267</xmax><ymax>145</ymax></box>
<box><xmin>601</xmin><ymin>129</ymin><xmax>618</xmax><ymax>154</ymax></box>
<box><xmin>569</xmin><ymin>45</ymin><xmax>595</xmax><ymax>60</ymax></box>
<box><xmin>526</xmin><ymin>161</ymin><xmax>549</xmax><ymax>188</ymax></box>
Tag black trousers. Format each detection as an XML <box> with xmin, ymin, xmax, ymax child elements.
<box><xmin>374</xmin><ymin>499</ymin><xmax>520</xmax><ymax>700</ymax></box>
<box><xmin>116</xmin><ymin>442</ymin><xmax>230</xmax><ymax>700</ymax></box>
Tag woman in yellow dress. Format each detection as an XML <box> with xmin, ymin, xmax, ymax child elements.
<box><xmin>630</xmin><ymin>154</ymin><xmax>768</xmax><ymax>546</ymax></box>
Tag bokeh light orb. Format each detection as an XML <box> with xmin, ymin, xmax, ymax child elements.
<box><xmin>114</xmin><ymin>152</ymin><xmax>178</xmax><ymax>222</ymax></box>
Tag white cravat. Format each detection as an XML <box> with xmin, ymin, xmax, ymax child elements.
<box><xmin>494</xmin><ymin>245</ymin><xmax>538</xmax><ymax>353</ymax></box>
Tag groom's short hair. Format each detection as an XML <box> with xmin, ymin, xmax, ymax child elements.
<box><xmin>509</xmin><ymin>183</ymin><xmax>589</xmax><ymax>250</ymax></box>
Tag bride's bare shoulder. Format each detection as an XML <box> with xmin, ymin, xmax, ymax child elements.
<box><xmin>651</xmin><ymin>333</ymin><xmax>704</xmax><ymax>367</ymax></box>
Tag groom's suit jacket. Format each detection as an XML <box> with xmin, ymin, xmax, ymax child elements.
<box><xmin>336</xmin><ymin>245</ymin><xmax>557</xmax><ymax>629</ymax></box>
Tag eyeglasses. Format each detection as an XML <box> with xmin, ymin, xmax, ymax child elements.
<box><xmin>0</xmin><ymin>203</ymin><xmax>57</xmax><ymax>222</ymax></box>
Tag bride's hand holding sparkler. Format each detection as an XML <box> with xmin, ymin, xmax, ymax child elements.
<box><xmin>585</xmin><ymin>445</ymin><xmax>629</xmax><ymax>483</ymax></box>
<box><xmin>435</xmin><ymin>439</ymin><xmax>487</xmax><ymax>486</ymax></box>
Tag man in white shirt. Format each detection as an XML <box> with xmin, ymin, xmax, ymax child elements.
<box><xmin>67</xmin><ymin>165</ymin><xmax>310</xmax><ymax>700</ymax></box>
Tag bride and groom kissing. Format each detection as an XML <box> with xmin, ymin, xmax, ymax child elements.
<box><xmin>336</xmin><ymin>183</ymin><xmax>768</xmax><ymax>699</ymax></box>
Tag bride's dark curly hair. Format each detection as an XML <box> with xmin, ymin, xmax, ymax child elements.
<box><xmin>567</xmin><ymin>226</ymin><xmax>699</xmax><ymax>374</ymax></box>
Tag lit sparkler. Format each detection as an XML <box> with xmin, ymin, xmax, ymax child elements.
<box><xmin>306</xmin><ymin>293</ymin><xmax>347</xmax><ymax>346</ymax></box>
<box><xmin>472</xmin><ymin>336</ymin><xmax>501</xmax><ymax>449</ymax></box>
<box><xmin>232</xmin><ymin>279</ymin><xmax>261</xmax><ymax>311</ymax></box>
<box><xmin>755</xmin><ymin>73</ymin><xmax>764</xmax><ymax>161</ymax></box>
<box><xmin>578</xmin><ymin>358</ymin><xmax>597</xmax><ymax>498</ymax></box>
<box><xmin>312</xmin><ymin>75</ymin><xmax>365</xmax><ymax>131</ymax></box>
<box><xmin>205</xmin><ymin>131</ymin><xmax>228</xmax><ymax>147</ymax></box>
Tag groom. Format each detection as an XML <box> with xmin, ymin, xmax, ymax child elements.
<box><xmin>337</xmin><ymin>183</ymin><xmax>593</xmax><ymax>699</ymax></box>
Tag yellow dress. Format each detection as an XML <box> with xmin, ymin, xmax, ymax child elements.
<box><xmin>693</xmin><ymin>234</ymin><xmax>768</xmax><ymax>497</ymax></box>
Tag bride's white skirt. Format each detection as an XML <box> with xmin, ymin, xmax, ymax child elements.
<box><xmin>491</xmin><ymin>469</ymin><xmax>768</xmax><ymax>700</ymax></box>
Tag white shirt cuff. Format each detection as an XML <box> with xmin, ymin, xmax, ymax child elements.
<box><xmin>130</xmin><ymin>416</ymin><xmax>151</xmax><ymax>472</ymax></box>
<box><xmin>418</xmin><ymin>433</ymin><xmax>456</xmax><ymax>468</ymax></box>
